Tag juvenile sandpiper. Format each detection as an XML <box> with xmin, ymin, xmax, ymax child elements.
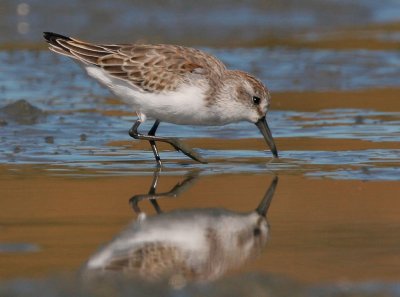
<box><xmin>44</xmin><ymin>32</ymin><xmax>278</xmax><ymax>165</ymax></box>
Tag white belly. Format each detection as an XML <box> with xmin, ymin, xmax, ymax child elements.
<box><xmin>85</xmin><ymin>66</ymin><xmax>223</xmax><ymax>125</ymax></box>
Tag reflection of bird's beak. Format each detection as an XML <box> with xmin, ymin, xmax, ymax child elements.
<box><xmin>255</xmin><ymin>116</ymin><xmax>278</xmax><ymax>158</ymax></box>
<box><xmin>256</xmin><ymin>176</ymin><xmax>279</xmax><ymax>217</ymax></box>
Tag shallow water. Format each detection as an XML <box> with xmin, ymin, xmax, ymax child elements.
<box><xmin>1</xmin><ymin>50</ymin><xmax>399</xmax><ymax>180</ymax></box>
<box><xmin>1</xmin><ymin>0</ymin><xmax>400</xmax><ymax>296</ymax></box>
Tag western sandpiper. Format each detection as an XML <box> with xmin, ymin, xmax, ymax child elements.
<box><xmin>44</xmin><ymin>32</ymin><xmax>278</xmax><ymax>165</ymax></box>
<box><xmin>83</xmin><ymin>172</ymin><xmax>278</xmax><ymax>284</ymax></box>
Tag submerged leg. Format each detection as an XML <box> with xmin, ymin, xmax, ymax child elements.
<box><xmin>128</xmin><ymin>119</ymin><xmax>207</xmax><ymax>164</ymax></box>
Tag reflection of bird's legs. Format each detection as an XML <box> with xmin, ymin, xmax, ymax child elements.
<box><xmin>149</xmin><ymin>199</ymin><xmax>162</xmax><ymax>214</ymax></box>
<box><xmin>148</xmin><ymin>167</ymin><xmax>160</xmax><ymax>196</ymax></box>
<box><xmin>129</xmin><ymin>169</ymin><xmax>199</xmax><ymax>215</ymax></box>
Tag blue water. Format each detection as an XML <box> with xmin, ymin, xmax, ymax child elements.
<box><xmin>1</xmin><ymin>49</ymin><xmax>399</xmax><ymax>179</ymax></box>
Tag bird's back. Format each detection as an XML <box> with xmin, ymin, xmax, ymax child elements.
<box><xmin>44</xmin><ymin>32</ymin><xmax>226</xmax><ymax>93</ymax></box>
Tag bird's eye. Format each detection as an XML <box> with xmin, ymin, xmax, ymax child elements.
<box><xmin>252</xmin><ymin>96</ymin><xmax>261</xmax><ymax>105</ymax></box>
<box><xmin>253</xmin><ymin>227</ymin><xmax>261</xmax><ymax>236</ymax></box>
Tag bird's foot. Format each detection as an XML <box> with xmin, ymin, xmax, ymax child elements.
<box><xmin>164</xmin><ymin>138</ymin><xmax>207</xmax><ymax>164</ymax></box>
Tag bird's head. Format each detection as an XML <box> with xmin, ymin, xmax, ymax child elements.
<box><xmin>222</xmin><ymin>70</ymin><xmax>278</xmax><ymax>158</ymax></box>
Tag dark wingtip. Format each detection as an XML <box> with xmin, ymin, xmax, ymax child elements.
<box><xmin>43</xmin><ymin>32</ymin><xmax>71</xmax><ymax>45</ymax></box>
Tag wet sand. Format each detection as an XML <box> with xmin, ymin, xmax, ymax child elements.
<box><xmin>1</xmin><ymin>171</ymin><xmax>399</xmax><ymax>283</ymax></box>
<box><xmin>1</xmin><ymin>63</ymin><xmax>399</xmax><ymax>285</ymax></box>
<box><xmin>1</xmin><ymin>0</ymin><xmax>400</xmax><ymax>294</ymax></box>
<box><xmin>273</xmin><ymin>89</ymin><xmax>400</xmax><ymax>112</ymax></box>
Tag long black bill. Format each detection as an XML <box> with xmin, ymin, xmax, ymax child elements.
<box><xmin>255</xmin><ymin>116</ymin><xmax>278</xmax><ymax>158</ymax></box>
<box><xmin>255</xmin><ymin>176</ymin><xmax>279</xmax><ymax>217</ymax></box>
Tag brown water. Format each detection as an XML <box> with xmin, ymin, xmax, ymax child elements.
<box><xmin>1</xmin><ymin>0</ymin><xmax>400</xmax><ymax>296</ymax></box>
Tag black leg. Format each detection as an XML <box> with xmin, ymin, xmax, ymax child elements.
<box><xmin>148</xmin><ymin>120</ymin><xmax>162</xmax><ymax>167</ymax></box>
<box><xmin>129</xmin><ymin>119</ymin><xmax>207</xmax><ymax>164</ymax></box>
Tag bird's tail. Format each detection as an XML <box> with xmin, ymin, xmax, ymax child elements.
<box><xmin>43</xmin><ymin>32</ymin><xmax>77</xmax><ymax>59</ymax></box>
<box><xmin>43</xmin><ymin>32</ymin><xmax>117</xmax><ymax>65</ymax></box>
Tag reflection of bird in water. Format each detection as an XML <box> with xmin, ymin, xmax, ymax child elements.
<box><xmin>83</xmin><ymin>172</ymin><xmax>278</xmax><ymax>285</ymax></box>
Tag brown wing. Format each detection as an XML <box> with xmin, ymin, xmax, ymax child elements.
<box><xmin>44</xmin><ymin>32</ymin><xmax>226</xmax><ymax>93</ymax></box>
<box><xmin>99</xmin><ymin>44</ymin><xmax>226</xmax><ymax>92</ymax></box>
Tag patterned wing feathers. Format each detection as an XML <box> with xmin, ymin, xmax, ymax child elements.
<box><xmin>45</xmin><ymin>33</ymin><xmax>226</xmax><ymax>93</ymax></box>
